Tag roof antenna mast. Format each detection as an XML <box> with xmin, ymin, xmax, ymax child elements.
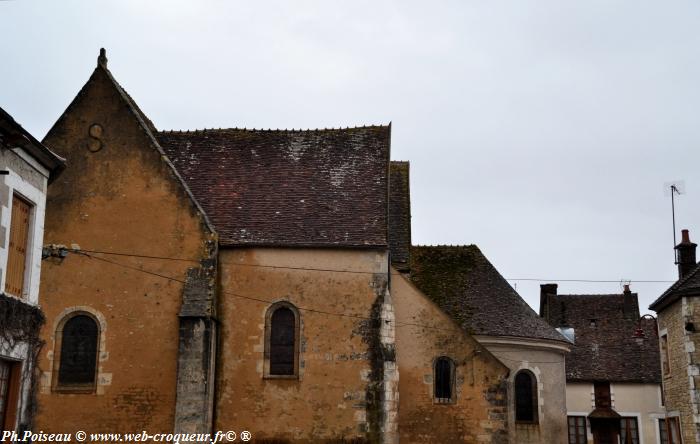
<box><xmin>664</xmin><ymin>180</ymin><xmax>685</xmax><ymax>264</ymax></box>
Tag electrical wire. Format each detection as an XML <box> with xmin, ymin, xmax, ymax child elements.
<box><xmin>69</xmin><ymin>251</ymin><xmax>578</xmax><ymax>364</ymax></box>
<box><xmin>71</xmin><ymin>247</ymin><xmax>675</xmax><ymax>283</ymax></box>
<box><xmin>77</xmin><ymin>252</ymin><xmax>374</xmax><ymax>323</ymax></box>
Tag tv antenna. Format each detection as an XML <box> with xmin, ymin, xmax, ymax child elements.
<box><xmin>664</xmin><ymin>180</ymin><xmax>685</xmax><ymax>264</ymax></box>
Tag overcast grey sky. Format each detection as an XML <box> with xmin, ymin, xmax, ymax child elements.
<box><xmin>2</xmin><ymin>0</ymin><xmax>699</xmax><ymax>314</ymax></box>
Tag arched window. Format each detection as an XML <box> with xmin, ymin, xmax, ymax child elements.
<box><xmin>434</xmin><ymin>356</ymin><xmax>455</xmax><ymax>403</ymax></box>
<box><xmin>514</xmin><ymin>370</ymin><xmax>538</xmax><ymax>423</ymax></box>
<box><xmin>265</xmin><ymin>303</ymin><xmax>299</xmax><ymax>378</ymax></box>
<box><xmin>56</xmin><ymin>314</ymin><xmax>99</xmax><ymax>390</ymax></box>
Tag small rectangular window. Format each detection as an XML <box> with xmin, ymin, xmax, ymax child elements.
<box><xmin>594</xmin><ymin>381</ymin><xmax>611</xmax><ymax>408</ymax></box>
<box><xmin>434</xmin><ymin>357</ymin><xmax>454</xmax><ymax>403</ymax></box>
<box><xmin>661</xmin><ymin>334</ymin><xmax>671</xmax><ymax>376</ymax></box>
<box><xmin>620</xmin><ymin>417</ymin><xmax>639</xmax><ymax>444</ymax></box>
<box><xmin>5</xmin><ymin>194</ymin><xmax>31</xmax><ymax>298</ymax></box>
<box><xmin>660</xmin><ymin>418</ymin><xmax>683</xmax><ymax>444</ymax></box>
<box><xmin>567</xmin><ymin>416</ymin><xmax>586</xmax><ymax>444</ymax></box>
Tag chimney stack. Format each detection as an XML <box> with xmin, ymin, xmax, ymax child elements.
<box><xmin>676</xmin><ymin>229</ymin><xmax>697</xmax><ymax>279</ymax></box>
<box><xmin>539</xmin><ymin>283</ymin><xmax>558</xmax><ymax>322</ymax></box>
<box><xmin>623</xmin><ymin>284</ymin><xmax>638</xmax><ymax>319</ymax></box>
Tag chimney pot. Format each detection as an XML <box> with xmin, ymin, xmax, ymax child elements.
<box><xmin>539</xmin><ymin>283</ymin><xmax>558</xmax><ymax>321</ymax></box>
<box><xmin>540</xmin><ymin>283</ymin><xmax>558</xmax><ymax>296</ymax></box>
<box><xmin>676</xmin><ymin>229</ymin><xmax>697</xmax><ymax>279</ymax></box>
<box><xmin>623</xmin><ymin>285</ymin><xmax>638</xmax><ymax>319</ymax></box>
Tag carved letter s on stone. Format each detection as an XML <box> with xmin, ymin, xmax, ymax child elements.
<box><xmin>87</xmin><ymin>124</ymin><xmax>104</xmax><ymax>152</ymax></box>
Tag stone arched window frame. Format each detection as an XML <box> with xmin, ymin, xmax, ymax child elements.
<box><xmin>263</xmin><ymin>301</ymin><xmax>300</xmax><ymax>379</ymax></box>
<box><xmin>433</xmin><ymin>356</ymin><xmax>456</xmax><ymax>404</ymax></box>
<box><xmin>514</xmin><ymin>369</ymin><xmax>539</xmax><ymax>424</ymax></box>
<box><xmin>51</xmin><ymin>308</ymin><xmax>105</xmax><ymax>393</ymax></box>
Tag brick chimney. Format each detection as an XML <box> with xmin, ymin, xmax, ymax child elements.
<box><xmin>623</xmin><ymin>284</ymin><xmax>639</xmax><ymax>319</ymax></box>
<box><xmin>676</xmin><ymin>229</ymin><xmax>697</xmax><ymax>279</ymax></box>
<box><xmin>539</xmin><ymin>283</ymin><xmax>558</xmax><ymax>323</ymax></box>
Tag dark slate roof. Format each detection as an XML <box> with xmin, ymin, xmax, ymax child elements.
<box><xmin>389</xmin><ymin>161</ymin><xmax>411</xmax><ymax>270</ymax></box>
<box><xmin>156</xmin><ymin>127</ymin><xmax>390</xmax><ymax>247</ymax></box>
<box><xmin>649</xmin><ymin>262</ymin><xmax>700</xmax><ymax>311</ymax></box>
<box><xmin>542</xmin><ymin>292</ymin><xmax>661</xmax><ymax>383</ymax></box>
<box><xmin>409</xmin><ymin>245</ymin><xmax>567</xmax><ymax>342</ymax></box>
<box><xmin>0</xmin><ymin>106</ymin><xmax>65</xmax><ymax>178</ymax></box>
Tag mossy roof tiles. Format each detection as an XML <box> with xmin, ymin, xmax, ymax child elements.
<box><xmin>157</xmin><ymin>127</ymin><xmax>390</xmax><ymax>247</ymax></box>
<box><xmin>409</xmin><ymin>245</ymin><xmax>566</xmax><ymax>342</ymax></box>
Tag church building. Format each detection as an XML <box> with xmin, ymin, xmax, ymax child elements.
<box><xmin>33</xmin><ymin>49</ymin><xmax>568</xmax><ymax>444</ymax></box>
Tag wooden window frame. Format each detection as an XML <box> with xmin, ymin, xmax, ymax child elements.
<box><xmin>5</xmin><ymin>193</ymin><xmax>33</xmax><ymax>299</ymax></box>
<box><xmin>433</xmin><ymin>356</ymin><xmax>456</xmax><ymax>404</ymax></box>
<box><xmin>0</xmin><ymin>358</ymin><xmax>21</xmax><ymax>431</ymax></box>
<box><xmin>52</xmin><ymin>312</ymin><xmax>100</xmax><ymax>393</ymax></box>
<box><xmin>567</xmin><ymin>416</ymin><xmax>587</xmax><ymax>444</ymax></box>
<box><xmin>263</xmin><ymin>301</ymin><xmax>300</xmax><ymax>380</ymax></box>
<box><xmin>594</xmin><ymin>381</ymin><xmax>612</xmax><ymax>409</ymax></box>
<box><xmin>514</xmin><ymin>369</ymin><xmax>539</xmax><ymax>424</ymax></box>
<box><xmin>620</xmin><ymin>416</ymin><xmax>640</xmax><ymax>444</ymax></box>
<box><xmin>660</xmin><ymin>417</ymin><xmax>683</xmax><ymax>444</ymax></box>
<box><xmin>661</xmin><ymin>334</ymin><xmax>671</xmax><ymax>377</ymax></box>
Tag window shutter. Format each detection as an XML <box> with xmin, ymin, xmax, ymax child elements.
<box><xmin>5</xmin><ymin>195</ymin><xmax>31</xmax><ymax>297</ymax></box>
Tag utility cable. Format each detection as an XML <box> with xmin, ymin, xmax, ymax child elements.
<box><xmin>67</xmin><ymin>251</ymin><xmax>604</xmax><ymax>364</ymax></box>
<box><xmin>64</xmin><ymin>247</ymin><xmax>675</xmax><ymax>283</ymax></box>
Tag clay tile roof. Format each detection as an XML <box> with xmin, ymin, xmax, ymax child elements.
<box><xmin>544</xmin><ymin>293</ymin><xmax>661</xmax><ymax>383</ymax></box>
<box><xmin>156</xmin><ymin>127</ymin><xmax>390</xmax><ymax>247</ymax></box>
<box><xmin>389</xmin><ymin>161</ymin><xmax>411</xmax><ymax>270</ymax></box>
<box><xmin>649</xmin><ymin>262</ymin><xmax>700</xmax><ymax>311</ymax></box>
<box><xmin>409</xmin><ymin>245</ymin><xmax>567</xmax><ymax>342</ymax></box>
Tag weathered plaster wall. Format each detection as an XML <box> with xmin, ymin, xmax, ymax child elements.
<box><xmin>0</xmin><ymin>139</ymin><xmax>51</xmax><ymax>430</ymax></box>
<box><xmin>34</xmin><ymin>66</ymin><xmax>211</xmax><ymax>433</ymax></box>
<box><xmin>0</xmin><ymin>146</ymin><xmax>50</xmax><ymax>303</ymax></box>
<box><xmin>614</xmin><ymin>383</ymin><xmax>665</xmax><ymax>444</ymax></box>
<box><xmin>392</xmin><ymin>272</ymin><xmax>510</xmax><ymax>444</ymax></box>
<box><xmin>657</xmin><ymin>297</ymin><xmax>700</xmax><ymax>444</ymax></box>
<box><xmin>216</xmin><ymin>248</ymin><xmax>390</xmax><ymax>443</ymax></box>
<box><xmin>480</xmin><ymin>340</ymin><xmax>567</xmax><ymax>444</ymax></box>
<box><xmin>567</xmin><ymin>382</ymin><xmax>665</xmax><ymax>444</ymax></box>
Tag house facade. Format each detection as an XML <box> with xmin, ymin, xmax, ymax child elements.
<box><xmin>540</xmin><ymin>284</ymin><xmax>663</xmax><ymax>444</ymax></box>
<box><xmin>32</xmin><ymin>49</ymin><xmax>514</xmax><ymax>443</ymax></box>
<box><xmin>650</xmin><ymin>229</ymin><xmax>700</xmax><ymax>444</ymax></box>
<box><xmin>0</xmin><ymin>106</ymin><xmax>64</xmax><ymax>431</ymax></box>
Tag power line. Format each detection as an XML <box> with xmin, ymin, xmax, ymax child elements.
<box><xmin>70</xmin><ymin>251</ymin><xmax>576</xmax><ymax>364</ymax></box>
<box><xmin>76</xmin><ymin>252</ymin><xmax>502</xmax><ymax>333</ymax></box>
<box><xmin>78</xmin><ymin>252</ymin><xmax>375</xmax><ymax>323</ymax></box>
<box><xmin>65</xmin><ymin>247</ymin><xmax>675</xmax><ymax>283</ymax></box>
<box><xmin>79</xmin><ymin>248</ymin><xmax>199</xmax><ymax>263</ymax></box>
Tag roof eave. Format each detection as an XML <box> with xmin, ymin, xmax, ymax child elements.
<box><xmin>0</xmin><ymin>106</ymin><xmax>67</xmax><ymax>180</ymax></box>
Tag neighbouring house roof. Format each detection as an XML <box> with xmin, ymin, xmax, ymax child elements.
<box><xmin>157</xmin><ymin>126</ymin><xmax>390</xmax><ymax>248</ymax></box>
<box><xmin>389</xmin><ymin>161</ymin><xmax>411</xmax><ymax>270</ymax></box>
<box><xmin>409</xmin><ymin>245</ymin><xmax>567</xmax><ymax>342</ymax></box>
<box><xmin>542</xmin><ymin>292</ymin><xmax>661</xmax><ymax>383</ymax></box>
<box><xmin>0</xmin><ymin>106</ymin><xmax>65</xmax><ymax>178</ymax></box>
<box><xmin>649</xmin><ymin>262</ymin><xmax>700</xmax><ymax>311</ymax></box>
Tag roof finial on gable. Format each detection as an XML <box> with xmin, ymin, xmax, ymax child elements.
<box><xmin>98</xmin><ymin>48</ymin><xmax>108</xmax><ymax>68</ymax></box>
